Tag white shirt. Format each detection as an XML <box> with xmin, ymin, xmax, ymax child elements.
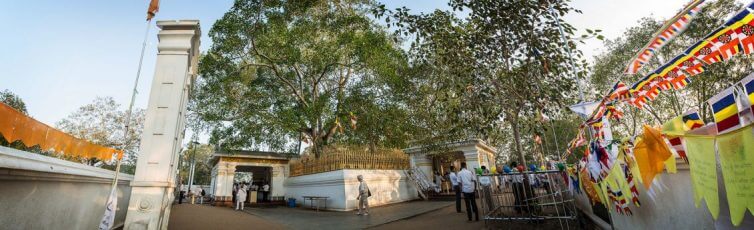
<box><xmin>457</xmin><ymin>168</ymin><xmax>476</xmax><ymax>193</ymax></box>
<box><xmin>449</xmin><ymin>172</ymin><xmax>459</xmax><ymax>186</ymax></box>
<box><xmin>358</xmin><ymin>181</ymin><xmax>369</xmax><ymax>196</ymax></box>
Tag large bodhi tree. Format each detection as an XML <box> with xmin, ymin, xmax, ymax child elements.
<box><xmin>194</xmin><ymin>0</ymin><xmax>408</xmax><ymax>156</ymax></box>
<box><xmin>377</xmin><ymin>0</ymin><xmax>591</xmax><ymax>165</ymax></box>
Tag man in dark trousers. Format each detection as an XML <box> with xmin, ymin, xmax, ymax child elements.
<box><xmin>448</xmin><ymin>165</ymin><xmax>462</xmax><ymax>213</ymax></box>
<box><xmin>458</xmin><ymin>162</ymin><xmax>479</xmax><ymax>222</ymax></box>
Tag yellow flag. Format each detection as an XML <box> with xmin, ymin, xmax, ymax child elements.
<box><xmin>665</xmin><ymin>155</ymin><xmax>677</xmax><ymax>173</ymax></box>
<box><xmin>716</xmin><ymin>126</ymin><xmax>754</xmax><ymax>226</ymax></box>
<box><xmin>685</xmin><ymin>135</ymin><xmax>719</xmax><ymax>220</ymax></box>
<box><xmin>634</xmin><ymin>125</ymin><xmax>673</xmax><ymax>189</ymax></box>
<box><xmin>662</xmin><ymin>114</ymin><xmax>686</xmax><ymax>136</ymax></box>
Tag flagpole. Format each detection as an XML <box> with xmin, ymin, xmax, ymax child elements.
<box><xmin>100</xmin><ymin>20</ymin><xmax>153</xmax><ymax>230</ymax></box>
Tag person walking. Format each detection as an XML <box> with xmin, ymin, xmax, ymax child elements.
<box><xmin>449</xmin><ymin>165</ymin><xmax>462</xmax><ymax>213</ymax></box>
<box><xmin>458</xmin><ymin>162</ymin><xmax>479</xmax><ymax>222</ymax></box>
<box><xmin>236</xmin><ymin>183</ymin><xmax>248</xmax><ymax>211</ymax></box>
<box><xmin>356</xmin><ymin>175</ymin><xmax>370</xmax><ymax>216</ymax></box>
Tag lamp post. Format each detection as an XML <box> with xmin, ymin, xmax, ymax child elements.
<box><xmin>186</xmin><ymin>140</ymin><xmax>200</xmax><ymax>196</ymax></box>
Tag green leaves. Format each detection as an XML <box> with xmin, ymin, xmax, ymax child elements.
<box><xmin>193</xmin><ymin>0</ymin><xmax>411</xmax><ymax>155</ymax></box>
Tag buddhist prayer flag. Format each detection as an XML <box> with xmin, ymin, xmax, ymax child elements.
<box><xmin>716</xmin><ymin>126</ymin><xmax>754</xmax><ymax>226</ymax></box>
<box><xmin>663</xmin><ymin>110</ymin><xmax>705</xmax><ymax>162</ymax></box>
<box><xmin>671</xmin><ymin>75</ymin><xmax>692</xmax><ymax>89</ymax></box>
<box><xmin>708</xmin><ymin>88</ymin><xmax>741</xmax><ymax>134</ymax></box>
<box><xmin>741</xmin><ymin>73</ymin><xmax>754</xmax><ymax>112</ymax></box>
<box><xmin>683</xmin><ymin>110</ymin><xmax>705</xmax><ymax>129</ymax></box>
<box><xmin>690</xmin><ymin>38</ymin><xmax>723</xmax><ymax>65</ymax></box>
<box><xmin>734</xmin><ymin>3</ymin><xmax>754</xmax><ymax>54</ymax></box>
<box><xmin>609</xmin><ymin>81</ymin><xmax>630</xmax><ymax>101</ymax></box>
<box><xmin>677</xmin><ymin>53</ymin><xmax>706</xmax><ymax>76</ymax></box>
<box><xmin>684</xmin><ymin>135</ymin><xmax>720</xmax><ymax>220</ymax></box>
<box><xmin>633</xmin><ymin>125</ymin><xmax>673</xmax><ymax>189</ymax></box>
<box><xmin>625</xmin><ymin>0</ymin><xmax>705</xmax><ymax>74</ymax></box>
<box><xmin>146</xmin><ymin>0</ymin><xmax>160</xmax><ymax>21</ymax></box>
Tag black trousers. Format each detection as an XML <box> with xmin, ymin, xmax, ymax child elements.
<box><xmin>454</xmin><ymin>185</ymin><xmax>462</xmax><ymax>212</ymax></box>
<box><xmin>463</xmin><ymin>192</ymin><xmax>479</xmax><ymax>221</ymax></box>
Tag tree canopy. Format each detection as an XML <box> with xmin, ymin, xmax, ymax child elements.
<box><xmin>194</xmin><ymin>0</ymin><xmax>411</xmax><ymax>156</ymax></box>
<box><xmin>56</xmin><ymin>97</ymin><xmax>144</xmax><ymax>173</ymax></box>
<box><xmin>375</xmin><ymin>0</ymin><xmax>591</xmax><ymax>164</ymax></box>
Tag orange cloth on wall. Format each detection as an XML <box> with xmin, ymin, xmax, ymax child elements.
<box><xmin>26</xmin><ymin>122</ymin><xmax>49</xmax><ymax>147</ymax></box>
<box><xmin>11</xmin><ymin>116</ymin><xmax>35</xmax><ymax>143</ymax></box>
<box><xmin>633</xmin><ymin>125</ymin><xmax>673</xmax><ymax>189</ymax></box>
<box><xmin>1</xmin><ymin>102</ymin><xmax>121</xmax><ymax>162</ymax></box>
<box><xmin>0</xmin><ymin>103</ymin><xmax>21</xmax><ymax>142</ymax></box>
<box><xmin>41</xmin><ymin>129</ymin><xmax>64</xmax><ymax>151</ymax></box>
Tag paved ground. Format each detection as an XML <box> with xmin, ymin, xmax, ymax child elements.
<box><xmin>242</xmin><ymin>200</ymin><xmax>453</xmax><ymax>230</ymax></box>
<box><xmin>169</xmin><ymin>201</ymin><xmax>582</xmax><ymax>230</ymax></box>
<box><xmin>371</xmin><ymin>204</ymin><xmax>484</xmax><ymax>230</ymax></box>
<box><xmin>168</xmin><ymin>204</ymin><xmax>285</xmax><ymax>230</ymax></box>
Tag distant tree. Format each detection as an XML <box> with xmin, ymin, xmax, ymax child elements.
<box><xmin>178</xmin><ymin>143</ymin><xmax>215</xmax><ymax>186</ymax></box>
<box><xmin>56</xmin><ymin>97</ymin><xmax>144</xmax><ymax>173</ymax></box>
<box><xmin>377</xmin><ymin>0</ymin><xmax>593</xmax><ymax>165</ymax></box>
<box><xmin>1</xmin><ymin>89</ymin><xmax>28</xmax><ymax>114</ymax></box>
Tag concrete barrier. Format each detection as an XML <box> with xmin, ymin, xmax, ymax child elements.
<box><xmin>0</xmin><ymin>146</ymin><xmax>133</xmax><ymax>230</ymax></box>
<box><xmin>285</xmin><ymin>169</ymin><xmax>419</xmax><ymax>211</ymax></box>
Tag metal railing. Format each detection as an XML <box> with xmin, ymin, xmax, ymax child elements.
<box><xmin>477</xmin><ymin>170</ymin><xmax>578</xmax><ymax>229</ymax></box>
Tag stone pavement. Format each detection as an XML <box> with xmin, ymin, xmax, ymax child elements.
<box><xmin>168</xmin><ymin>203</ymin><xmax>285</xmax><ymax>230</ymax></box>
<box><xmin>242</xmin><ymin>201</ymin><xmax>453</xmax><ymax>230</ymax></box>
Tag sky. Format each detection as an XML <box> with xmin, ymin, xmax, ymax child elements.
<box><xmin>0</xmin><ymin>0</ymin><xmax>703</xmax><ymax>144</ymax></box>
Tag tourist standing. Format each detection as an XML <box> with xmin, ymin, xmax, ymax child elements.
<box><xmin>458</xmin><ymin>162</ymin><xmax>479</xmax><ymax>222</ymax></box>
<box><xmin>356</xmin><ymin>175</ymin><xmax>370</xmax><ymax>215</ymax></box>
<box><xmin>449</xmin><ymin>165</ymin><xmax>462</xmax><ymax>213</ymax></box>
<box><xmin>434</xmin><ymin>171</ymin><xmax>445</xmax><ymax>193</ymax></box>
<box><xmin>199</xmin><ymin>188</ymin><xmax>205</xmax><ymax>204</ymax></box>
<box><xmin>232</xmin><ymin>183</ymin><xmax>238</xmax><ymax>205</ymax></box>
<box><xmin>178</xmin><ymin>190</ymin><xmax>185</xmax><ymax>204</ymax></box>
<box><xmin>236</xmin><ymin>183</ymin><xmax>247</xmax><ymax>211</ymax></box>
<box><xmin>262</xmin><ymin>182</ymin><xmax>270</xmax><ymax>202</ymax></box>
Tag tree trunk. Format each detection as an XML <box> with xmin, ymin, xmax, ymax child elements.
<box><xmin>510</xmin><ymin>113</ymin><xmax>527</xmax><ymax>167</ymax></box>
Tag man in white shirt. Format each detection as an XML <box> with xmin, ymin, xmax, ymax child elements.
<box><xmin>457</xmin><ymin>162</ymin><xmax>479</xmax><ymax>222</ymax></box>
<box><xmin>356</xmin><ymin>175</ymin><xmax>370</xmax><ymax>215</ymax></box>
<box><xmin>262</xmin><ymin>183</ymin><xmax>270</xmax><ymax>202</ymax></box>
<box><xmin>449</xmin><ymin>165</ymin><xmax>462</xmax><ymax>213</ymax></box>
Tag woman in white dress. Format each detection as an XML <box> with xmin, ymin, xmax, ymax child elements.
<box><xmin>235</xmin><ymin>183</ymin><xmax>248</xmax><ymax>211</ymax></box>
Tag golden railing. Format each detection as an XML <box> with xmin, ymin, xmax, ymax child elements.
<box><xmin>289</xmin><ymin>146</ymin><xmax>410</xmax><ymax>177</ymax></box>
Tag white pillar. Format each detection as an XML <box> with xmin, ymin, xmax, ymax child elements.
<box><xmin>125</xmin><ymin>20</ymin><xmax>200</xmax><ymax>230</ymax></box>
<box><xmin>212</xmin><ymin>162</ymin><xmax>236</xmax><ymax>206</ymax></box>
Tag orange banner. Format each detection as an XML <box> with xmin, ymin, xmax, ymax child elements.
<box><xmin>0</xmin><ymin>102</ymin><xmax>121</xmax><ymax>161</ymax></box>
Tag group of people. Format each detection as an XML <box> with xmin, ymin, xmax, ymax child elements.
<box><xmin>448</xmin><ymin>162</ymin><xmax>481</xmax><ymax>222</ymax></box>
<box><xmin>232</xmin><ymin>181</ymin><xmax>270</xmax><ymax>211</ymax></box>
<box><xmin>178</xmin><ymin>187</ymin><xmax>206</xmax><ymax>205</ymax></box>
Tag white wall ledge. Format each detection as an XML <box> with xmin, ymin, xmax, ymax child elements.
<box><xmin>0</xmin><ymin>146</ymin><xmax>133</xmax><ymax>182</ymax></box>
